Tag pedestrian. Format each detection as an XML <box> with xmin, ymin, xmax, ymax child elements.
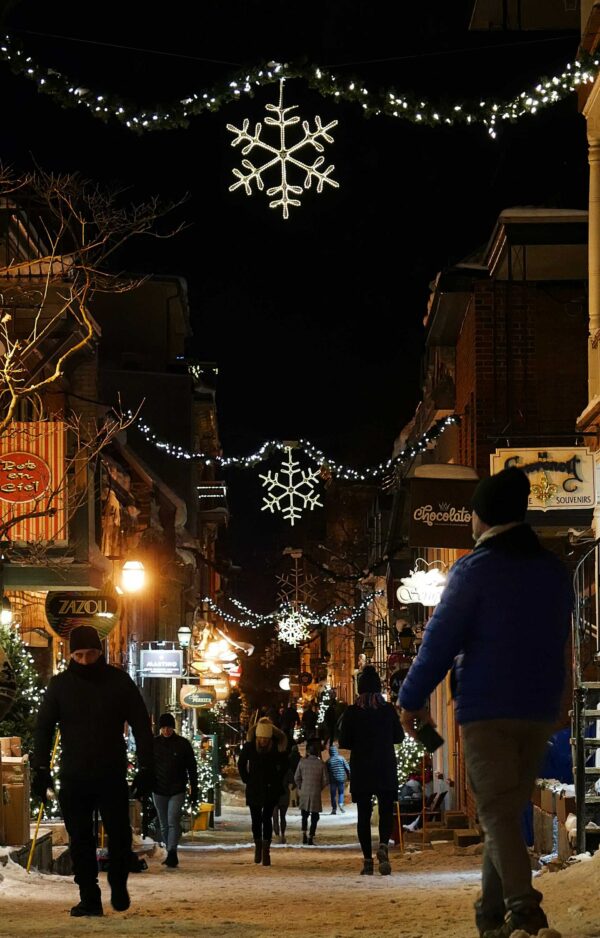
<box><xmin>398</xmin><ymin>467</ymin><xmax>572</xmax><ymax>938</ymax></box>
<box><xmin>238</xmin><ymin>717</ymin><xmax>288</xmax><ymax>866</ymax></box>
<box><xmin>323</xmin><ymin>689</ymin><xmax>338</xmax><ymax>745</ymax></box>
<box><xmin>301</xmin><ymin>701</ymin><xmax>318</xmax><ymax>740</ymax></box>
<box><xmin>280</xmin><ymin>698</ymin><xmax>300</xmax><ymax>747</ymax></box>
<box><xmin>272</xmin><ymin>758</ymin><xmax>296</xmax><ymax>844</ymax></box>
<box><xmin>152</xmin><ymin>713</ymin><xmax>198</xmax><ymax>869</ymax></box>
<box><xmin>326</xmin><ymin>743</ymin><xmax>350</xmax><ymax>814</ymax></box>
<box><xmin>339</xmin><ymin>665</ymin><xmax>403</xmax><ymax>875</ymax></box>
<box><xmin>32</xmin><ymin>625</ymin><xmax>153</xmax><ymax>918</ymax></box>
<box><xmin>294</xmin><ymin>739</ymin><xmax>329</xmax><ymax>845</ymax></box>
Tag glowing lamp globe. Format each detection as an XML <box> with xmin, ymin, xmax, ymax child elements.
<box><xmin>121</xmin><ymin>560</ymin><xmax>145</xmax><ymax>594</ymax></box>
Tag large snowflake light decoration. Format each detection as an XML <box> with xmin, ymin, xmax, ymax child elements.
<box><xmin>277</xmin><ymin>610</ymin><xmax>311</xmax><ymax>647</ymax></box>
<box><xmin>260</xmin><ymin>446</ymin><xmax>323</xmax><ymax>526</ymax></box>
<box><xmin>227</xmin><ymin>78</ymin><xmax>339</xmax><ymax>219</ymax></box>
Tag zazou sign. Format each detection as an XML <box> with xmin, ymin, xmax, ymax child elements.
<box><xmin>397</xmin><ymin>566</ymin><xmax>447</xmax><ymax>607</ymax></box>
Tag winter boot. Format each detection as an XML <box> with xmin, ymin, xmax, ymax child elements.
<box><xmin>376</xmin><ymin>843</ymin><xmax>391</xmax><ymax>876</ymax></box>
<box><xmin>71</xmin><ymin>883</ymin><xmax>103</xmax><ymax>917</ymax></box>
<box><xmin>474</xmin><ymin>897</ymin><xmax>504</xmax><ymax>937</ymax></box>
<box><xmin>339</xmin><ymin>805</ymin><xmax>345</xmax><ymax>813</ymax></box>
<box><xmin>164</xmin><ymin>849</ymin><xmax>178</xmax><ymax>868</ymax></box>
<box><xmin>109</xmin><ymin>878</ymin><xmax>131</xmax><ymax>913</ymax></box>
<box><xmin>482</xmin><ymin>904</ymin><xmax>548</xmax><ymax>937</ymax></box>
<box><xmin>262</xmin><ymin>841</ymin><xmax>271</xmax><ymax>866</ymax></box>
<box><xmin>254</xmin><ymin>839</ymin><xmax>263</xmax><ymax>863</ymax></box>
<box><xmin>360</xmin><ymin>858</ymin><xmax>374</xmax><ymax>875</ymax></box>
<box><xmin>330</xmin><ymin>808</ymin><xmax>337</xmax><ymax>814</ymax></box>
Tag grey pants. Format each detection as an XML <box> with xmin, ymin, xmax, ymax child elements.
<box><xmin>152</xmin><ymin>791</ymin><xmax>186</xmax><ymax>851</ymax></box>
<box><xmin>462</xmin><ymin>719</ymin><xmax>551</xmax><ymax>918</ymax></box>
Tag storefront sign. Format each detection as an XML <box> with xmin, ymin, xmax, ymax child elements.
<box><xmin>45</xmin><ymin>590</ymin><xmax>120</xmax><ymax>640</ymax></box>
<box><xmin>140</xmin><ymin>648</ymin><xmax>183</xmax><ymax>677</ymax></box>
<box><xmin>490</xmin><ymin>448</ymin><xmax>595</xmax><ymax>511</ymax></box>
<box><xmin>0</xmin><ymin>422</ymin><xmax>66</xmax><ymax>543</ymax></box>
<box><xmin>397</xmin><ymin>565</ymin><xmax>447</xmax><ymax>607</ymax></box>
<box><xmin>409</xmin><ymin>478</ymin><xmax>477</xmax><ymax>548</ymax></box>
<box><xmin>180</xmin><ymin>684</ymin><xmax>215</xmax><ymax>708</ymax></box>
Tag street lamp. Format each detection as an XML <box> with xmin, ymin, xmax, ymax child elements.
<box><xmin>177</xmin><ymin>625</ymin><xmax>192</xmax><ymax>647</ymax></box>
<box><xmin>398</xmin><ymin>625</ymin><xmax>416</xmax><ymax>655</ymax></box>
<box><xmin>0</xmin><ymin>595</ymin><xmax>12</xmax><ymax>626</ymax></box>
<box><xmin>279</xmin><ymin>675</ymin><xmax>291</xmax><ymax>691</ymax></box>
<box><xmin>121</xmin><ymin>560</ymin><xmax>145</xmax><ymax>594</ymax></box>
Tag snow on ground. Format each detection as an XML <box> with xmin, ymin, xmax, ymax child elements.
<box><xmin>1</xmin><ymin>804</ymin><xmax>600</xmax><ymax>937</ymax></box>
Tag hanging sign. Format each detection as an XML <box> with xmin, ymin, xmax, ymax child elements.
<box><xmin>0</xmin><ymin>422</ymin><xmax>66</xmax><ymax>543</ymax></box>
<box><xmin>490</xmin><ymin>448</ymin><xmax>595</xmax><ymax>511</ymax></box>
<box><xmin>140</xmin><ymin>648</ymin><xmax>183</xmax><ymax>677</ymax></box>
<box><xmin>45</xmin><ymin>590</ymin><xmax>120</xmax><ymax>640</ymax></box>
<box><xmin>180</xmin><ymin>684</ymin><xmax>215</xmax><ymax>709</ymax></box>
<box><xmin>299</xmin><ymin>671</ymin><xmax>313</xmax><ymax>686</ymax></box>
<box><xmin>409</xmin><ymin>478</ymin><xmax>477</xmax><ymax>548</ymax></box>
<box><xmin>397</xmin><ymin>564</ymin><xmax>447</xmax><ymax>607</ymax></box>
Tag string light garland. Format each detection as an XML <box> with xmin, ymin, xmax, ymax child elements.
<box><xmin>201</xmin><ymin>591</ymin><xmax>384</xmax><ymax>630</ymax></box>
<box><xmin>132</xmin><ymin>414</ymin><xmax>460</xmax><ymax>482</ymax></box>
<box><xmin>0</xmin><ymin>33</ymin><xmax>596</xmax><ymax>137</ymax></box>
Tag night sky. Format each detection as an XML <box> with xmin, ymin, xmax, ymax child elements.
<box><xmin>0</xmin><ymin>1</ymin><xmax>588</xmax><ymax>601</ymax></box>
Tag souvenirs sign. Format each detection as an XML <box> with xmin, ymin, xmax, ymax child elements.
<box><xmin>45</xmin><ymin>590</ymin><xmax>120</xmax><ymax>641</ymax></box>
<box><xmin>490</xmin><ymin>448</ymin><xmax>595</xmax><ymax>511</ymax></box>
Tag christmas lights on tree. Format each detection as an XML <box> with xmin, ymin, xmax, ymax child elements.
<box><xmin>0</xmin><ymin>626</ymin><xmax>44</xmax><ymax>754</ymax></box>
<box><xmin>396</xmin><ymin>736</ymin><xmax>426</xmax><ymax>786</ymax></box>
<box><xmin>0</xmin><ymin>33</ymin><xmax>596</xmax><ymax>138</ymax></box>
<box><xmin>228</xmin><ymin>79</ymin><xmax>338</xmax><ymax>218</ymax></box>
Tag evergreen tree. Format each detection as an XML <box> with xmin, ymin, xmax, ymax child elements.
<box><xmin>0</xmin><ymin>626</ymin><xmax>44</xmax><ymax>754</ymax></box>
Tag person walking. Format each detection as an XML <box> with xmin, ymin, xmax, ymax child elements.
<box><xmin>272</xmin><ymin>758</ymin><xmax>296</xmax><ymax>843</ymax></box>
<box><xmin>294</xmin><ymin>739</ymin><xmax>329</xmax><ymax>845</ymax></box>
<box><xmin>280</xmin><ymin>699</ymin><xmax>300</xmax><ymax>748</ymax></box>
<box><xmin>301</xmin><ymin>701</ymin><xmax>318</xmax><ymax>741</ymax></box>
<box><xmin>339</xmin><ymin>665</ymin><xmax>403</xmax><ymax>875</ymax></box>
<box><xmin>152</xmin><ymin>713</ymin><xmax>198</xmax><ymax>869</ymax></box>
<box><xmin>238</xmin><ymin>717</ymin><xmax>288</xmax><ymax>866</ymax></box>
<box><xmin>399</xmin><ymin>467</ymin><xmax>572</xmax><ymax>938</ymax></box>
<box><xmin>32</xmin><ymin>625</ymin><xmax>153</xmax><ymax>918</ymax></box>
<box><xmin>326</xmin><ymin>744</ymin><xmax>350</xmax><ymax>814</ymax></box>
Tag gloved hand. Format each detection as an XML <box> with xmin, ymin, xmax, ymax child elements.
<box><xmin>130</xmin><ymin>767</ymin><xmax>154</xmax><ymax>800</ymax></box>
<box><xmin>32</xmin><ymin>768</ymin><xmax>54</xmax><ymax>804</ymax></box>
<box><xmin>190</xmin><ymin>786</ymin><xmax>199</xmax><ymax>807</ymax></box>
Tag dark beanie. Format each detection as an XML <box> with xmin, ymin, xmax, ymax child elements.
<box><xmin>159</xmin><ymin>713</ymin><xmax>176</xmax><ymax>729</ymax></box>
<box><xmin>357</xmin><ymin>665</ymin><xmax>382</xmax><ymax>694</ymax></box>
<box><xmin>471</xmin><ymin>467</ymin><xmax>530</xmax><ymax>527</ymax></box>
<box><xmin>69</xmin><ymin>625</ymin><xmax>103</xmax><ymax>653</ymax></box>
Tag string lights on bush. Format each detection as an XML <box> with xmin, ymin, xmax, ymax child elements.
<box><xmin>133</xmin><ymin>414</ymin><xmax>460</xmax><ymax>482</ymax></box>
<box><xmin>0</xmin><ymin>33</ymin><xmax>596</xmax><ymax>137</ymax></box>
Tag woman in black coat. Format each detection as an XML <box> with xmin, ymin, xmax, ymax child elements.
<box><xmin>238</xmin><ymin>717</ymin><xmax>288</xmax><ymax>867</ymax></box>
<box><xmin>339</xmin><ymin>665</ymin><xmax>404</xmax><ymax>876</ymax></box>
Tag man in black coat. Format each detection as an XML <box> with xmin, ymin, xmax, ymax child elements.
<box><xmin>152</xmin><ymin>713</ymin><xmax>198</xmax><ymax>868</ymax></box>
<box><xmin>32</xmin><ymin>625</ymin><xmax>153</xmax><ymax>918</ymax></box>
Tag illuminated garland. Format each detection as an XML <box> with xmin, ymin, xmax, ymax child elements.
<box><xmin>134</xmin><ymin>414</ymin><xmax>459</xmax><ymax>482</ymax></box>
<box><xmin>0</xmin><ymin>33</ymin><xmax>596</xmax><ymax>137</ymax></box>
<box><xmin>317</xmin><ymin>685</ymin><xmax>333</xmax><ymax>725</ymax></box>
<box><xmin>202</xmin><ymin>591</ymin><xmax>384</xmax><ymax>630</ymax></box>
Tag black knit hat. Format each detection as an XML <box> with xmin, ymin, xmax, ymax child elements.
<box><xmin>158</xmin><ymin>713</ymin><xmax>176</xmax><ymax>729</ymax></box>
<box><xmin>471</xmin><ymin>467</ymin><xmax>530</xmax><ymax>527</ymax></box>
<box><xmin>69</xmin><ymin>625</ymin><xmax>103</xmax><ymax>653</ymax></box>
<box><xmin>357</xmin><ymin>665</ymin><xmax>382</xmax><ymax>694</ymax></box>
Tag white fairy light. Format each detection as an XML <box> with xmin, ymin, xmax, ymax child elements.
<box><xmin>227</xmin><ymin>78</ymin><xmax>339</xmax><ymax>219</ymax></box>
<box><xmin>277</xmin><ymin>610</ymin><xmax>311</xmax><ymax>646</ymax></box>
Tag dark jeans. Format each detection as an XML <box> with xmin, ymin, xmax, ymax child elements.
<box><xmin>301</xmin><ymin>809</ymin><xmax>319</xmax><ymax>836</ymax></box>
<box><xmin>272</xmin><ymin>805</ymin><xmax>288</xmax><ymax>836</ymax></box>
<box><xmin>355</xmin><ymin>792</ymin><xmax>395</xmax><ymax>859</ymax></box>
<box><xmin>463</xmin><ymin>719</ymin><xmax>552</xmax><ymax>917</ymax></box>
<box><xmin>249</xmin><ymin>802</ymin><xmax>277</xmax><ymax>842</ymax></box>
<box><xmin>59</xmin><ymin>775</ymin><xmax>132</xmax><ymax>894</ymax></box>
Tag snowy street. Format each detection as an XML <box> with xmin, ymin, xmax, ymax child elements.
<box><xmin>2</xmin><ymin>804</ymin><xmax>600</xmax><ymax>938</ymax></box>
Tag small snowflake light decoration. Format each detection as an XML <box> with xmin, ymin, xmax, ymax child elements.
<box><xmin>277</xmin><ymin>610</ymin><xmax>311</xmax><ymax>647</ymax></box>
<box><xmin>260</xmin><ymin>446</ymin><xmax>323</xmax><ymax>526</ymax></box>
<box><xmin>227</xmin><ymin>78</ymin><xmax>339</xmax><ymax>219</ymax></box>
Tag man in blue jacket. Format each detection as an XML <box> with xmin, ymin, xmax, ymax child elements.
<box><xmin>399</xmin><ymin>467</ymin><xmax>572</xmax><ymax>938</ymax></box>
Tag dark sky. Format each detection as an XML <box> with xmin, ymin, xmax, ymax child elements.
<box><xmin>0</xmin><ymin>1</ymin><xmax>588</xmax><ymax>600</ymax></box>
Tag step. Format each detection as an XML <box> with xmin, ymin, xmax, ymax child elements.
<box><xmin>583</xmin><ymin>711</ymin><xmax>600</xmax><ymax>717</ymax></box>
<box><xmin>585</xmin><ymin>795</ymin><xmax>600</xmax><ymax>803</ymax></box>
<box><xmin>581</xmin><ymin>682</ymin><xmax>600</xmax><ymax>690</ymax></box>
<box><xmin>423</xmin><ymin>827</ymin><xmax>455</xmax><ymax>843</ymax></box>
<box><xmin>571</xmin><ymin>738</ymin><xmax>600</xmax><ymax>747</ymax></box>
<box><xmin>443</xmin><ymin>811</ymin><xmax>469</xmax><ymax>829</ymax></box>
<box><xmin>585</xmin><ymin>767</ymin><xmax>600</xmax><ymax>775</ymax></box>
<box><xmin>454</xmin><ymin>828</ymin><xmax>482</xmax><ymax>848</ymax></box>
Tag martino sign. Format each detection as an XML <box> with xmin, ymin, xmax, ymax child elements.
<box><xmin>140</xmin><ymin>649</ymin><xmax>183</xmax><ymax>678</ymax></box>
